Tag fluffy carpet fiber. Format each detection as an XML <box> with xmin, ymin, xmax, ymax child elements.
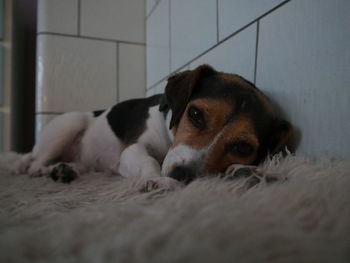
<box><xmin>0</xmin><ymin>153</ymin><xmax>350</xmax><ymax>263</ymax></box>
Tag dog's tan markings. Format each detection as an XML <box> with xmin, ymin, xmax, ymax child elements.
<box><xmin>206</xmin><ymin>117</ymin><xmax>259</xmax><ymax>174</ymax></box>
<box><xmin>172</xmin><ymin>99</ymin><xmax>232</xmax><ymax>150</ymax></box>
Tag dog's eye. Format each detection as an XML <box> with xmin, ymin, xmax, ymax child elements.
<box><xmin>187</xmin><ymin>106</ymin><xmax>205</xmax><ymax>129</ymax></box>
<box><xmin>227</xmin><ymin>142</ymin><xmax>254</xmax><ymax>157</ymax></box>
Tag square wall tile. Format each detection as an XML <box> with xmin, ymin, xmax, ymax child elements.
<box><xmin>153</xmin><ymin>79</ymin><xmax>167</xmax><ymax>94</ymax></box>
<box><xmin>171</xmin><ymin>0</ymin><xmax>217</xmax><ymax>71</ymax></box>
<box><xmin>173</xmin><ymin>64</ymin><xmax>190</xmax><ymax>74</ymax></box>
<box><xmin>118</xmin><ymin>43</ymin><xmax>146</xmax><ymax>102</ymax></box>
<box><xmin>81</xmin><ymin>0</ymin><xmax>145</xmax><ymax>43</ymax></box>
<box><xmin>37</xmin><ymin>0</ymin><xmax>78</xmax><ymax>34</ymax></box>
<box><xmin>36</xmin><ymin>35</ymin><xmax>117</xmax><ymax>112</ymax></box>
<box><xmin>190</xmin><ymin>23</ymin><xmax>256</xmax><ymax>82</ymax></box>
<box><xmin>146</xmin><ymin>79</ymin><xmax>167</xmax><ymax>96</ymax></box>
<box><xmin>218</xmin><ymin>0</ymin><xmax>284</xmax><ymax>40</ymax></box>
<box><xmin>146</xmin><ymin>0</ymin><xmax>170</xmax><ymax>87</ymax></box>
<box><xmin>35</xmin><ymin>114</ymin><xmax>59</xmax><ymax>140</ymax></box>
<box><xmin>256</xmin><ymin>0</ymin><xmax>350</xmax><ymax>158</ymax></box>
<box><xmin>147</xmin><ymin>66</ymin><xmax>189</xmax><ymax>96</ymax></box>
<box><xmin>146</xmin><ymin>87</ymin><xmax>156</xmax><ymax>97</ymax></box>
<box><xmin>146</xmin><ymin>65</ymin><xmax>189</xmax><ymax>96</ymax></box>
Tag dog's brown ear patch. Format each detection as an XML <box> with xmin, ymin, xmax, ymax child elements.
<box><xmin>268</xmin><ymin>119</ymin><xmax>292</xmax><ymax>154</ymax></box>
<box><xmin>165</xmin><ymin>64</ymin><xmax>216</xmax><ymax>129</ymax></box>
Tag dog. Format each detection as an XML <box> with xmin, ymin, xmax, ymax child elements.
<box><xmin>16</xmin><ymin>65</ymin><xmax>292</xmax><ymax>189</ymax></box>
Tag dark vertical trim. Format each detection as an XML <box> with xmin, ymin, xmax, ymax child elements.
<box><xmin>11</xmin><ymin>0</ymin><xmax>37</xmax><ymax>152</ymax></box>
<box><xmin>168</xmin><ymin>0</ymin><xmax>172</xmax><ymax>73</ymax></box>
<box><xmin>216</xmin><ymin>0</ymin><xmax>219</xmax><ymax>42</ymax></box>
<box><xmin>116</xmin><ymin>42</ymin><xmax>120</xmax><ymax>102</ymax></box>
<box><xmin>77</xmin><ymin>0</ymin><xmax>81</xmax><ymax>36</ymax></box>
<box><xmin>254</xmin><ymin>21</ymin><xmax>260</xmax><ymax>85</ymax></box>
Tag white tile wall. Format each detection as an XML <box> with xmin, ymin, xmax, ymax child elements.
<box><xmin>218</xmin><ymin>0</ymin><xmax>284</xmax><ymax>40</ymax></box>
<box><xmin>170</xmin><ymin>0</ymin><xmax>217</xmax><ymax>71</ymax></box>
<box><xmin>146</xmin><ymin>87</ymin><xmax>157</xmax><ymax>97</ymax></box>
<box><xmin>36</xmin><ymin>0</ymin><xmax>146</xmax><ymax>138</ymax></box>
<box><xmin>256</xmin><ymin>0</ymin><xmax>350</xmax><ymax>158</ymax></box>
<box><xmin>37</xmin><ymin>0</ymin><xmax>78</xmax><ymax>34</ymax></box>
<box><xmin>152</xmin><ymin>79</ymin><xmax>167</xmax><ymax>94</ymax></box>
<box><xmin>36</xmin><ymin>35</ymin><xmax>117</xmax><ymax>112</ymax></box>
<box><xmin>118</xmin><ymin>43</ymin><xmax>146</xmax><ymax>102</ymax></box>
<box><xmin>190</xmin><ymin>23</ymin><xmax>256</xmax><ymax>82</ymax></box>
<box><xmin>81</xmin><ymin>0</ymin><xmax>145</xmax><ymax>43</ymax></box>
<box><xmin>146</xmin><ymin>0</ymin><xmax>158</xmax><ymax>17</ymax></box>
<box><xmin>146</xmin><ymin>0</ymin><xmax>350</xmax><ymax>159</ymax></box>
<box><xmin>146</xmin><ymin>0</ymin><xmax>170</xmax><ymax>88</ymax></box>
<box><xmin>146</xmin><ymin>65</ymin><xmax>190</xmax><ymax>95</ymax></box>
<box><xmin>35</xmin><ymin>114</ymin><xmax>59</xmax><ymax>140</ymax></box>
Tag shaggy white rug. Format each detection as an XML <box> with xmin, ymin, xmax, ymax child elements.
<box><xmin>0</xmin><ymin>153</ymin><xmax>349</xmax><ymax>263</ymax></box>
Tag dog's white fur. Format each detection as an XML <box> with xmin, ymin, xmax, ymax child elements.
<box><xmin>162</xmin><ymin>127</ymin><xmax>227</xmax><ymax>177</ymax></box>
<box><xmin>119</xmin><ymin>106</ymin><xmax>171</xmax><ymax>178</ymax></box>
<box><xmin>17</xmin><ymin>104</ymin><xmax>211</xmax><ymax>188</ymax></box>
<box><xmin>18</xmin><ymin>110</ymin><xmax>123</xmax><ymax>176</ymax></box>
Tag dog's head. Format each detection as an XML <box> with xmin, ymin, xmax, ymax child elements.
<box><xmin>161</xmin><ymin>65</ymin><xmax>292</xmax><ymax>183</ymax></box>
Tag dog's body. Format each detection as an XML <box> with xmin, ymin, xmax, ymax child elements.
<box><xmin>17</xmin><ymin>65</ymin><xmax>291</xmax><ymax>187</ymax></box>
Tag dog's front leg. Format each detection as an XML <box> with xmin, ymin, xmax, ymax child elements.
<box><xmin>118</xmin><ymin>144</ymin><xmax>182</xmax><ymax>192</ymax></box>
<box><xmin>118</xmin><ymin>144</ymin><xmax>161</xmax><ymax>178</ymax></box>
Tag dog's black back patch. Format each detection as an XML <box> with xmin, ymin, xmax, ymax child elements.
<box><xmin>106</xmin><ymin>94</ymin><xmax>162</xmax><ymax>145</ymax></box>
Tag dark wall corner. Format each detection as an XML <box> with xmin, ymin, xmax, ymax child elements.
<box><xmin>11</xmin><ymin>0</ymin><xmax>37</xmax><ymax>152</ymax></box>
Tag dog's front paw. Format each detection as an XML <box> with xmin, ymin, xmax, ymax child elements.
<box><xmin>27</xmin><ymin>162</ymin><xmax>49</xmax><ymax>178</ymax></box>
<box><xmin>49</xmin><ymin>163</ymin><xmax>78</xmax><ymax>183</ymax></box>
<box><xmin>13</xmin><ymin>154</ymin><xmax>32</xmax><ymax>174</ymax></box>
<box><xmin>140</xmin><ymin>177</ymin><xmax>183</xmax><ymax>193</ymax></box>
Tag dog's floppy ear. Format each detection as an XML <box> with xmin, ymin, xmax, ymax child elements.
<box><xmin>267</xmin><ymin>119</ymin><xmax>293</xmax><ymax>154</ymax></box>
<box><xmin>165</xmin><ymin>64</ymin><xmax>216</xmax><ymax>129</ymax></box>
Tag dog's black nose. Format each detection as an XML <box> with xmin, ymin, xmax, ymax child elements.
<box><xmin>168</xmin><ymin>166</ymin><xmax>196</xmax><ymax>184</ymax></box>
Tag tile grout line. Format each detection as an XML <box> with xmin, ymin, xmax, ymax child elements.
<box><xmin>146</xmin><ymin>0</ymin><xmax>161</xmax><ymax>20</ymax></box>
<box><xmin>144</xmin><ymin>0</ymin><xmax>147</xmax><ymax>97</ymax></box>
<box><xmin>36</xmin><ymin>32</ymin><xmax>146</xmax><ymax>46</ymax></box>
<box><xmin>77</xmin><ymin>0</ymin><xmax>81</xmax><ymax>36</ymax></box>
<box><xmin>148</xmin><ymin>21</ymin><xmax>256</xmax><ymax>89</ymax></box>
<box><xmin>147</xmin><ymin>0</ymin><xmax>291</xmax><ymax>89</ymax></box>
<box><xmin>146</xmin><ymin>86</ymin><xmax>156</xmax><ymax>91</ymax></box>
<box><xmin>168</xmin><ymin>0</ymin><xmax>172</xmax><ymax>74</ymax></box>
<box><xmin>254</xmin><ymin>20</ymin><xmax>260</xmax><ymax>85</ymax></box>
<box><xmin>144</xmin><ymin>17</ymin><xmax>147</xmax><ymax>97</ymax></box>
<box><xmin>216</xmin><ymin>0</ymin><xmax>219</xmax><ymax>43</ymax></box>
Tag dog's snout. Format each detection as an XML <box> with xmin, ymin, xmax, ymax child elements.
<box><xmin>168</xmin><ymin>166</ymin><xmax>196</xmax><ymax>184</ymax></box>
